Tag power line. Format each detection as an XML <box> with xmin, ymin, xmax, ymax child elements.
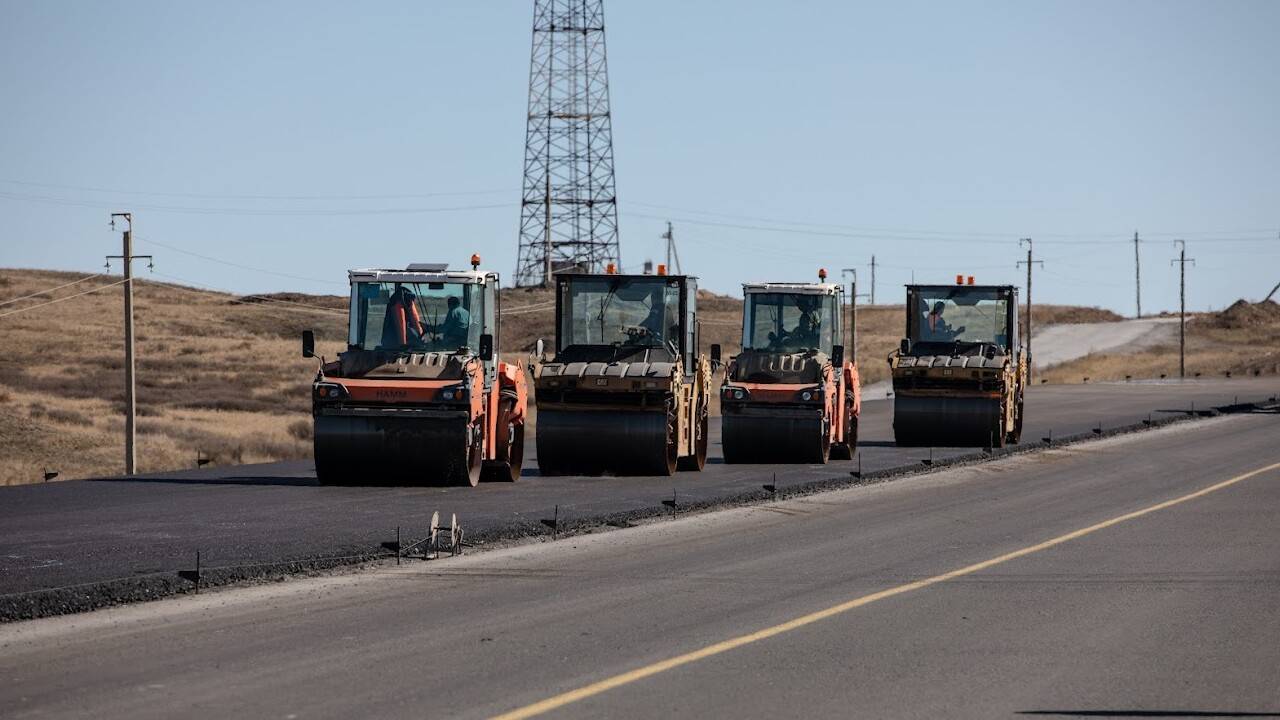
<box><xmin>623</xmin><ymin>211</ymin><xmax>1015</xmax><ymax>244</ymax></box>
<box><xmin>0</xmin><ymin>179</ymin><xmax>514</xmax><ymax>202</ymax></box>
<box><xmin>629</xmin><ymin>210</ymin><xmax>1253</xmax><ymax>247</ymax></box>
<box><xmin>625</xmin><ymin>201</ymin><xmax>1279</xmax><ymax>242</ymax></box>
<box><xmin>144</xmin><ymin>272</ymin><xmax>346</xmax><ymax>316</ymax></box>
<box><xmin>501</xmin><ymin>299</ymin><xmax>557</xmax><ymax>316</ymax></box>
<box><xmin>2</xmin><ymin>179</ymin><xmax>1273</xmax><ymax>242</ymax></box>
<box><xmin>0</xmin><ymin>277</ymin><xmax>130</xmax><ymax>319</ymax></box>
<box><xmin>627</xmin><ymin>201</ymin><xmax>1016</xmax><ymax>238</ymax></box>
<box><xmin>0</xmin><ymin>273</ymin><xmax>105</xmax><ymax>307</ymax></box>
<box><xmin>136</xmin><ymin>236</ymin><xmax>344</xmax><ymax>286</ymax></box>
<box><xmin>5</xmin><ymin>179</ymin><xmax>1273</xmax><ymax>241</ymax></box>
<box><xmin>0</xmin><ymin>190</ymin><xmax>513</xmax><ymax>217</ymax></box>
<box><xmin>1039</xmin><ymin>266</ymin><xmax>1127</xmax><ymax>289</ymax></box>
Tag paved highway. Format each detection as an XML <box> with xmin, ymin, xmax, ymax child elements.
<box><xmin>0</xmin><ymin>378</ymin><xmax>1276</xmax><ymax>616</ymax></box>
<box><xmin>2</xmin><ymin>409</ymin><xmax>1277</xmax><ymax>718</ymax></box>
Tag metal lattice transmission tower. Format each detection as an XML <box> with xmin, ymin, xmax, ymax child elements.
<box><xmin>514</xmin><ymin>0</ymin><xmax>622</xmax><ymax>287</ymax></box>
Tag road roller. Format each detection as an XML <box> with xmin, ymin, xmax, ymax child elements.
<box><xmin>889</xmin><ymin>277</ymin><xmax>1026</xmax><ymax>448</ymax></box>
<box><xmin>301</xmin><ymin>257</ymin><xmax>527</xmax><ymax>486</ymax></box>
<box><xmin>532</xmin><ymin>265</ymin><xmax>712</xmax><ymax>476</ymax></box>
<box><xmin>715</xmin><ymin>269</ymin><xmax>861</xmax><ymax>464</ymax></box>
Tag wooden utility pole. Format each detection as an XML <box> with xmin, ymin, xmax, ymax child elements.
<box><xmin>841</xmin><ymin>268</ymin><xmax>870</xmax><ymax>363</ymax></box>
<box><xmin>1172</xmin><ymin>240</ymin><xmax>1195</xmax><ymax>379</ymax></box>
<box><xmin>107</xmin><ymin>213</ymin><xmax>151</xmax><ymax>475</ymax></box>
<box><xmin>869</xmin><ymin>255</ymin><xmax>877</xmax><ymax>305</ymax></box>
<box><xmin>1134</xmin><ymin>230</ymin><xmax>1142</xmax><ymax>319</ymax></box>
<box><xmin>662</xmin><ymin>222</ymin><xmax>682</xmax><ymax>275</ymax></box>
<box><xmin>1016</xmin><ymin>238</ymin><xmax>1043</xmax><ymax>383</ymax></box>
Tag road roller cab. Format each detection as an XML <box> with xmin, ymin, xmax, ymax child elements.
<box><xmin>716</xmin><ymin>274</ymin><xmax>860</xmax><ymax>463</ymax></box>
<box><xmin>303</xmin><ymin>259</ymin><xmax>528</xmax><ymax>486</ymax></box>
<box><xmin>889</xmin><ymin>280</ymin><xmax>1025</xmax><ymax>448</ymax></box>
<box><xmin>532</xmin><ymin>267</ymin><xmax>712</xmax><ymax>476</ymax></box>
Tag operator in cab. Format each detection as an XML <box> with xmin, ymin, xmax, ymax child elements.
<box><xmin>921</xmin><ymin>301</ymin><xmax>965</xmax><ymax>342</ymax></box>
<box><xmin>431</xmin><ymin>296</ymin><xmax>471</xmax><ymax>350</ymax></box>
<box><xmin>768</xmin><ymin>297</ymin><xmax>821</xmax><ymax>351</ymax></box>
<box><xmin>636</xmin><ymin>288</ymin><xmax>674</xmax><ymax>345</ymax></box>
<box><xmin>382</xmin><ymin>284</ymin><xmax>426</xmax><ymax>348</ymax></box>
<box><xmin>790</xmin><ymin>298</ymin><xmax>821</xmax><ymax>348</ymax></box>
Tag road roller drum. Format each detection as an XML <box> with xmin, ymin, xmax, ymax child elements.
<box><xmin>722</xmin><ymin>412</ymin><xmax>827</xmax><ymax>464</ymax></box>
<box><xmin>314</xmin><ymin>414</ymin><xmax>480</xmax><ymax>486</ymax></box>
<box><xmin>536</xmin><ymin>407</ymin><xmax>675</xmax><ymax>476</ymax></box>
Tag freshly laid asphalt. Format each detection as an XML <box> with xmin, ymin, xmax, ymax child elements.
<box><xmin>0</xmin><ymin>378</ymin><xmax>1276</xmax><ymax>618</ymax></box>
<box><xmin>2</xmin><ymin>406</ymin><xmax>1277</xmax><ymax>718</ymax></box>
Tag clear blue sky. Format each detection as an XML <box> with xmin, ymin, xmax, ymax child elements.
<box><xmin>2</xmin><ymin>0</ymin><xmax>1277</xmax><ymax>313</ymax></box>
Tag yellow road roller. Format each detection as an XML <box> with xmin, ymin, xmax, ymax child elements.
<box><xmin>532</xmin><ymin>266</ymin><xmax>712</xmax><ymax>476</ymax></box>
<box><xmin>889</xmin><ymin>277</ymin><xmax>1026</xmax><ymax>448</ymax></box>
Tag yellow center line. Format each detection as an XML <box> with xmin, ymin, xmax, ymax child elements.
<box><xmin>491</xmin><ymin>460</ymin><xmax>1280</xmax><ymax>720</ymax></box>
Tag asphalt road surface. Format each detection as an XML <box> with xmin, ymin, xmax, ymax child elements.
<box><xmin>0</xmin><ymin>378</ymin><xmax>1276</xmax><ymax>609</ymax></box>
<box><xmin>3</xmin><ymin>409</ymin><xmax>1278</xmax><ymax>718</ymax></box>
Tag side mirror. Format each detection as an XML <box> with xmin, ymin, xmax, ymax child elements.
<box><xmin>302</xmin><ymin>330</ymin><xmax>315</xmax><ymax>358</ymax></box>
<box><xmin>831</xmin><ymin>344</ymin><xmax>844</xmax><ymax>367</ymax></box>
<box><xmin>479</xmin><ymin>333</ymin><xmax>494</xmax><ymax>362</ymax></box>
<box><xmin>710</xmin><ymin>344</ymin><xmax>722</xmax><ymax>364</ymax></box>
<box><xmin>899</xmin><ymin>337</ymin><xmax>912</xmax><ymax>355</ymax></box>
<box><xmin>534</xmin><ymin>337</ymin><xmax>546</xmax><ymax>362</ymax></box>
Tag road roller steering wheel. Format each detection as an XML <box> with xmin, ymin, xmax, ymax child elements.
<box><xmin>621</xmin><ymin>325</ymin><xmax>652</xmax><ymax>342</ymax></box>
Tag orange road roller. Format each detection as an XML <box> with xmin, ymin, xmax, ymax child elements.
<box><xmin>715</xmin><ymin>270</ymin><xmax>860</xmax><ymax>463</ymax></box>
<box><xmin>302</xmin><ymin>257</ymin><xmax>527</xmax><ymax>486</ymax></box>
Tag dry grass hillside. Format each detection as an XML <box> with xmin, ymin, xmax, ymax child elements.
<box><xmin>0</xmin><ymin>269</ymin><xmax>350</xmax><ymax>485</ymax></box>
<box><xmin>1</xmin><ymin>268</ymin><xmax>1129</xmax><ymax>485</ymax></box>
<box><xmin>1039</xmin><ymin>300</ymin><xmax>1280</xmax><ymax>383</ymax></box>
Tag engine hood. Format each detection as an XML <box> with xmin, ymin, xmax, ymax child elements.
<box><xmin>730</xmin><ymin>349</ymin><xmax>827</xmax><ymax>384</ymax></box>
<box><xmin>337</xmin><ymin>349</ymin><xmax>472</xmax><ymax>380</ymax></box>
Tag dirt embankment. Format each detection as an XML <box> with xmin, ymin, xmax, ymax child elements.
<box><xmin>1026</xmin><ymin>305</ymin><xmax>1125</xmax><ymax>325</ymax></box>
<box><xmin>1196</xmin><ymin>298</ymin><xmax>1280</xmax><ymax>330</ymax></box>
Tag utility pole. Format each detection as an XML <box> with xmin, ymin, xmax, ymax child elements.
<box><xmin>106</xmin><ymin>213</ymin><xmax>151</xmax><ymax>475</ymax></box>
<box><xmin>1171</xmin><ymin>240</ymin><xmax>1195</xmax><ymax>379</ymax></box>
<box><xmin>869</xmin><ymin>255</ymin><xmax>877</xmax><ymax>305</ymax></box>
<box><xmin>1016</xmin><ymin>238</ymin><xmax>1043</xmax><ymax>383</ymax></box>
<box><xmin>1133</xmin><ymin>230</ymin><xmax>1141</xmax><ymax>319</ymax></box>
<box><xmin>841</xmin><ymin>268</ymin><xmax>870</xmax><ymax>363</ymax></box>
<box><xmin>1267</xmin><ymin>233</ymin><xmax>1280</xmax><ymax>302</ymax></box>
<box><xmin>661</xmin><ymin>221</ymin><xmax>682</xmax><ymax>275</ymax></box>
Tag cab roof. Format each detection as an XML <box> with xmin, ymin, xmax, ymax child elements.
<box><xmin>906</xmin><ymin>283</ymin><xmax>1017</xmax><ymax>291</ymax></box>
<box><xmin>348</xmin><ymin>266</ymin><xmax>495</xmax><ymax>285</ymax></box>
<box><xmin>743</xmin><ymin>282</ymin><xmax>842</xmax><ymax>295</ymax></box>
<box><xmin>556</xmin><ymin>272</ymin><xmax>697</xmax><ymax>281</ymax></box>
